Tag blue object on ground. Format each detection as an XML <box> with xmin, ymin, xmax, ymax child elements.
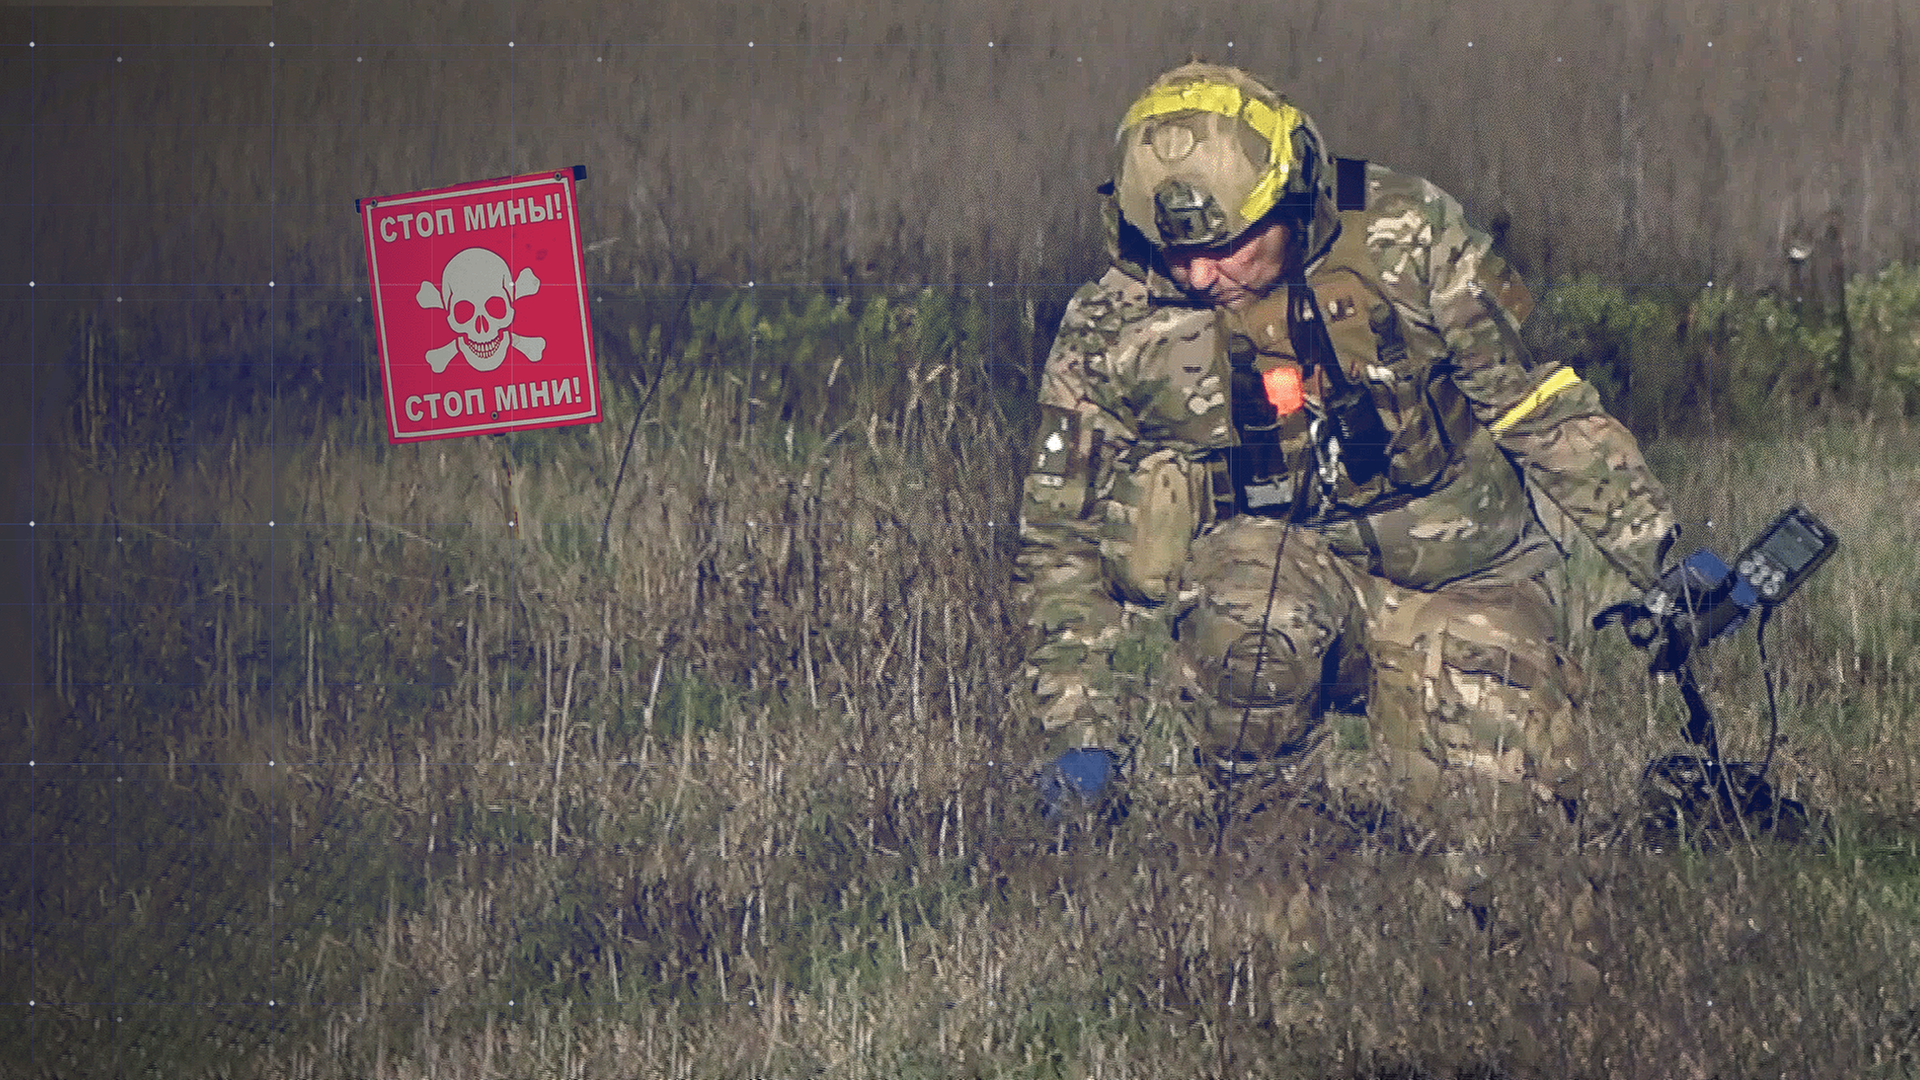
<box><xmin>1038</xmin><ymin>747</ymin><xmax>1120</xmax><ymax>820</ymax></box>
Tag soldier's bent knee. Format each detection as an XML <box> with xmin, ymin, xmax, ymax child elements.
<box><xmin>1218</xmin><ymin>629</ymin><xmax>1317</xmax><ymax>708</ymax></box>
<box><xmin>1427</xmin><ymin>618</ymin><xmax>1584</xmax><ymax>798</ymax></box>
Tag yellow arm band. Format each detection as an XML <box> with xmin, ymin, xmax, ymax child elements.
<box><xmin>1490</xmin><ymin>366</ymin><xmax>1583</xmax><ymax>435</ymax></box>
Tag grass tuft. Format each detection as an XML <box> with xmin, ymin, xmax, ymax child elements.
<box><xmin>15</xmin><ymin>281</ymin><xmax>1920</xmax><ymax>1078</ymax></box>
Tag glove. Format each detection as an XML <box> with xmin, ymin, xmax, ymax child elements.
<box><xmin>1593</xmin><ymin>547</ymin><xmax>1757</xmax><ymax>673</ymax></box>
<box><xmin>1037</xmin><ymin>747</ymin><xmax>1123</xmax><ymax>822</ymax></box>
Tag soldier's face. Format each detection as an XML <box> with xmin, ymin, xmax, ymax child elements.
<box><xmin>1164</xmin><ymin>217</ymin><xmax>1294</xmax><ymax>310</ymax></box>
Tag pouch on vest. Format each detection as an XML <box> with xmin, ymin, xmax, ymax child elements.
<box><xmin>1220</xmin><ymin>325</ymin><xmax>1314</xmax><ymax>518</ymax></box>
<box><xmin>1103</xmin><ymin>447</ymin><xmax>1202</xmax><ymax>604</ymax></box>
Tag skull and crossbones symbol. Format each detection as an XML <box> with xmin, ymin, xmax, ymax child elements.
<box><xmin>415</xmin><ymin>248</ymin><xmax>547</xmax><ymax>373</ymax></box>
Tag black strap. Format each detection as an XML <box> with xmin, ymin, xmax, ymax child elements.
<box><xmin>1755</xmin><ymin>603</ymin><xmax>1782</xmax><ymax>784</ymax></box>
<box><xmin>1289</xmin><ymin>284</ymin><xmax>1390</xmax><ymax>484</ymax></box>
<box><xmin>1352</xmin><ymin>513</ymin><xmax>1386</xmax><ymax>578</ymax></box>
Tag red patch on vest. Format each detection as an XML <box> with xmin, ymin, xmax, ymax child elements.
<box><xmin>1262</xmin><ymin>366</ymin><xmax>1304</xmax><ymax>415</ymax></box>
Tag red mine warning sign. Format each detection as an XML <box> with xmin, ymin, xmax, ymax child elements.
<box><xmin>360</xmin><ymin>168</ymin><xmax>602</xmax><ymax>443</ymax></box>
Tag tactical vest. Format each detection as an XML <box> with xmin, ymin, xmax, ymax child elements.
<box><xmin>1097</xmin><ymin>206</ymin><xmax>1542</xmax><ymax>598</ymax></box>
<box><xmin>1208</xmin><ymin>211</ymin><xmax>1477</xmax><ymax>525</ymax></box>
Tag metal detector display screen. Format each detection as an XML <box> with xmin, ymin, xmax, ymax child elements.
<box><xmin>1757</xmin><ymin>512</ymin><xmax>1832</xmax><ymax>574</ymax></box>
<box><xmin>1737</xmin><ymin>506</ymin><xmax>1837</xmax><ymax>604</ymax></box>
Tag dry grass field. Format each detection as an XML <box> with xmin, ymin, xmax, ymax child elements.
<box><xmin>10</xmin><ymin>279</ymin><xmax>1920</xmax><ymax>1078</ymax></box>
<box><xmin>7</xmin><ymin>2</ymin><xmax>1920</xmax><ymax>1076</ymax></box>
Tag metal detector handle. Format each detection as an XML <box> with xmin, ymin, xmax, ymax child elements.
<box><xmin>1590</xmin><ymin>604</ymin><xmax>1722</xmax><ymax>751</ymax></box>
<box><xmin>1592</xmin><ymin>598</ymin><xmax>1691</xmax><ymax>671</ymax></box>
<box><xmin>1675</xmin><ymin>660</ymin><xmax>1721</xmax><ymax>759</ymax></box>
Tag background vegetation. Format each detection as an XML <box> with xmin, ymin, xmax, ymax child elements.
<box><xmin>11</xmin><ymin>276</ymin><xmax>1920</xmax><ymax>1077</ymax></box>
<box><xmin>7</xmin><ymin>1</ymin><xmax>1920</xmax><ymax>1077</ymax></box>
<box><xmin>11</xmin><ymin>0</ymin><xmax>1920</xmax><ymax>291</ymax></box>
<box><xmin>6</xmin><ymin>0</ymin><xmax>1919</xmax><ymax>403</ymax></box>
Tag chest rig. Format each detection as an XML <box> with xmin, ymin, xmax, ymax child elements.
<box><xmin>1208</xmin><ymin>212</ymin><xmax>1476</xmax><ymax>523</ymax></box>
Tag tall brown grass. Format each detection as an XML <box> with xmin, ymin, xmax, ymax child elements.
<box><xmin>10</xmin><ymin>0</ymin><xmax>1918</xmax><ymax>335</ymax></box>
<box><xmin>13</xmin><ymin>286</ymin><xmax>1920</xmax><ymax>1077</ymax></box>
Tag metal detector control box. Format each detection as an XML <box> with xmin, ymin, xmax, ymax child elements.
<box><xmin>1733</xmin><ymin>504</ymin><xmax>1838</xmax><ymax>604</ymax></box>
<box><xmin>1600</xmin><ymin>504</ymin><xmax>1839</xmax><ymax>672</ymax></box>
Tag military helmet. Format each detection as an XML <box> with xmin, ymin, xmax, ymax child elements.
<box><xmin>1113</xmin><ymin>63</ymin><xmax>1338</xmax><ymax>257</ymax></box>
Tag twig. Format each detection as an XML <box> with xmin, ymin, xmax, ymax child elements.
<box><xmin>603</xmin><ymin>274</ymin><xmax>699</xmax><ymax>548</ymax></box>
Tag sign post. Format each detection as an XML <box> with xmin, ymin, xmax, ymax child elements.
<box><xmin>359</xmin><ymin>168</ymin><xmax>603</xmax><ymax>444</ymax></box>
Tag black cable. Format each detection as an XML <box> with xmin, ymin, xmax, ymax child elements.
<box><xmin>1216</xmin><ymin>515</ymin><xmax>1293</xmax><ymax>858</ymax></box>
<box><xmin>1755</xmin><ymin>603</ymin><xmax>1781</xmax><ymax>784</ymax></box>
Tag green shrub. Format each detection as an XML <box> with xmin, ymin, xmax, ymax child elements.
<box><xmin>1536</xmin><ymin>264</ymin><xmax>1920</xmax><ymax>434</ymax></box>
<box><xmin>1850</xmin><ymin>261</ymin><xmax>1920</xmax><ymax>412</ymax></box>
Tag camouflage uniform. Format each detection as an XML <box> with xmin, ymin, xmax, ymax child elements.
<box><xmin>1013</xmin><ymin>163</ymin><xmax>1674</xmax><ymax>836</ymax></box>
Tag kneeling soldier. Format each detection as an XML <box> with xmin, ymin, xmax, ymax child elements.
<box><xmin>1015</xmin><ymin>63</ymin><xmax>1676</xmax><ymax>865</ymax></box>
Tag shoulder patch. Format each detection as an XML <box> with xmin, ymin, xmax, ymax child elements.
<box><xmin>1031</xmin><ymin>405</ymin><xmax>1083</xmax><ymax>479</ymax></box>
<box><xmin>1023</xmin><ymin>403</ymin><xmax>1102</xmax><ymax>520</ymax></box>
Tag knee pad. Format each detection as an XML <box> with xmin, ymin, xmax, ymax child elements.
<box><xmin>1198</xmin><ymin>631</ymin><xmax>1324</xmax><ymax>776</ymax></box>
<box><xmin>1218</xmin><ymin>629</ymin><xmax>1316</xmax><ymax>708</ymax></box>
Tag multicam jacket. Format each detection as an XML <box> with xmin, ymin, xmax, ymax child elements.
<box><xmin>1012</xmin><ymin>164</ymin><xmax>1675</xmax><ymax>744</ymax></box>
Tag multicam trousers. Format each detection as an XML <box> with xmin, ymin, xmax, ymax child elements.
<box><xmin>1170</xmin><ymin>514</ymin><xmax>1589</xmax><ymax>840</ymax></box>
